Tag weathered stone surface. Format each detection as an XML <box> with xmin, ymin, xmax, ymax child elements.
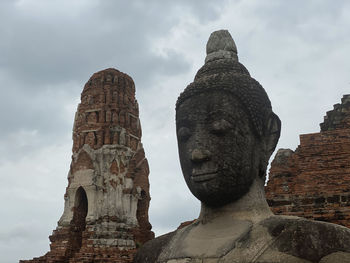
<box><xmin>135</xmin><ymin>30</ymin><xmax>350</xmax><ymax>263</ymax></box>
<box><xmin>266</xmin><ymin>94</ymin><xmax>350</xmax><ymax>228</ymax></box>
<box><xmin>137</xmin><ymin>216</ymin><xmax>350</xmax><ymax>263</ymax></box>
<box><xmin>205</xmin><ymin>29</ymin><xmax>238</xmax><ymax>63</ymax></box>
<box><xmin>320</xmin><ymin>94</ymin><xmax>350</xmax><ymax>131</ymax></box>
<box><xmin>21</xmin><ymin>68</ymin><xmax>154</xmax><ymax>263</ymax></box>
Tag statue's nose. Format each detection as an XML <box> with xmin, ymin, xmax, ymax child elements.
<box><xmin>191</xmin><ymin>148</ymin><xmax>211</xmax><ymax>162</ymax></box>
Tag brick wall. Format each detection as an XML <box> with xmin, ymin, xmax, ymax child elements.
<box><xmin>266</xmin><ymin>95</ymin><xmax>350</xmax><ymax>228</ymax></box>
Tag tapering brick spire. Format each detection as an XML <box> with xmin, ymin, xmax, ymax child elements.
<box><xmin>21</xmin><ymin>68</ymin><xmax>154</xmax><ymax>263</ymax></box>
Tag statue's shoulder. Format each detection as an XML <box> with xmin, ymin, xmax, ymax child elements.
<box><xmin>133</xmin><ymin>231</ymin><xmax>176</xmax><ymax>263</ymax></box>
<box><xmin>260</xmin><ymin>215</ymin><xmax>350</xmax><ymax>262</ymax></box>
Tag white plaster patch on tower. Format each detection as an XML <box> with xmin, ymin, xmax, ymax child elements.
<box><xmin>58</xmin><ymin>143</ymin><xmax>139</xmax><ymax>228</ymax></box>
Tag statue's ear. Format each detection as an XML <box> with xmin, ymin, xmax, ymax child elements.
<box><xmin>265</xmin><ymin>113</ymin><xmax>281</xmax><ymax>157</ymax></box>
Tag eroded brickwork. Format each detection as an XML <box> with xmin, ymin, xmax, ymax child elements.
<box><xmin>21</xmin><ymin>68</ymin><xmax>154</xmax><ymax>263</ymax></box>
<box><xmin>266</xmin><ymin>94</ymin><xmax>350</xmax><ymax>228</ymax></box>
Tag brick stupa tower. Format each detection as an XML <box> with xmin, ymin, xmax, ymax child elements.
<box><xmin>21</xmin><ymin>68</ymin><xmax>154</xmax><ymax>263</ymax></box>
<box><xmin>266</xmin><ymin>94</ymin><xmax>350</xmax><ymax>228</ymax></box>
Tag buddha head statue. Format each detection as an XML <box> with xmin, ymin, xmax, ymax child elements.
<box><xmin>176</xmin><ymin>30</ymin><xmax>281</xmax><ymax>207</ymax></box>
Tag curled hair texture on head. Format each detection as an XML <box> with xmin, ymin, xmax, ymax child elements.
<box><xmin>176</xmin><ymin>58</ymin><xmax>273</xmax><ymax>138</ymax></box>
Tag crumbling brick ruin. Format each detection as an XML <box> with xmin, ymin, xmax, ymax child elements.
<box><xmin>21</xmin><ymin>68</ymin><xmax>154</xmax><ymax>263</ymax></box>
<box><xmin>266</xmin><ymin>94</ymin><xmax>350</xmax><ymax>228</ymax></box>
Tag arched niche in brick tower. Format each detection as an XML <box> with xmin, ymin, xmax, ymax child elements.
<box><xmin>70</xmin><ymin>186</ymin><xmax>88</xmax><ymax>253</ymax></box>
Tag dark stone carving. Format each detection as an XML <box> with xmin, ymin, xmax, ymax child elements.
<box><xmin>134</xmin><ymin>30</ymin><xmax>350</xmax><ymax>263</ymax></box>
<box><xmin>177</xmin><ymin>93</ymin><xmax>266</xmax><ymax>207</ymax></box>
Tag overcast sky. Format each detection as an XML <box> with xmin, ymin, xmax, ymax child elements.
<box><xmin>1</xmin><ymin>1</ymin><xmax>350</xmax><ymax>262</ymax></box>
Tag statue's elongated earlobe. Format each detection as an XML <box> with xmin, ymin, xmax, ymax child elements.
<box><xmin>259</xmin><ymin>113</ymin><xmax>281</xmax><ymax>180</ymax></box>
<box><xmin>266</xmin><ymin>113</ymin><xmax>281</xmax><ymax>157</ymax></box>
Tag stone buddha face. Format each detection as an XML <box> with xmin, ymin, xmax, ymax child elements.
<box><xmin>176</xmin><ymin>91</ymin><xmax>262</xmax><ymax>207</ymax></box>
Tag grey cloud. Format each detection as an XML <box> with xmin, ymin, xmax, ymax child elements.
<box><xmin>0</xmin><ymin>81</ymin><xmax>77</xmax><ymax>162</ymax></box>
<box><xmin>3</xmin><ymin>1</ymin><xmax>350</xmax><ymax>263</ymax></box>
<box><xmin>249</xmin><ymin>0</ymin><xmax>349</xmax><ymax>43</ymax></box>
<box><xmin>150</xmin><ymin>194</ymin><xmax>199</xmax><ymax>235</ymax></box>
<box><xmin>0</xmin><ymin>223</ymin><xmax>43</xmax><ymax>242</ymax></box>
<box><xmin>0</xmin><ymin>0</ymin><xmax>212</xmax><ymax>158</ymax></box>
<box><xmin>0</xmin><ymin>0</ymin><xmax>222</xmax><ymax>88</ymax></box>
<box><xmin>0</xmin><ymin>0</ymin><xmax>224</xmax><ymax>141</ymax></box>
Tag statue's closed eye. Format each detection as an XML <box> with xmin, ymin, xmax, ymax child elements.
<box><xmin>178</xmin><ymin>127</ymin><xmax>191</xmax><ymax>142</ymax></box>
<box><xmin>211</xmin><ymin>119</ymin><xmax>233</xmax><ymax>135</ymax></box>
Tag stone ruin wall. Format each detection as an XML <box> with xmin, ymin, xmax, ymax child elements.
<box><xmin>21</xmin><ymin>68</ymin><xmax>154</xmax><ymax>263</ymax></box>
<box><xmin>266</xmin><ymin>95</ymin><xmax>350</xmax><ymax>228</ymax></box>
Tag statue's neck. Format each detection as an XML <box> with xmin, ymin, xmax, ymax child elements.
<box><xmin>198</xmin><ymin>178</ymin><xmax>273</xmax><ymax>224</ymax></box>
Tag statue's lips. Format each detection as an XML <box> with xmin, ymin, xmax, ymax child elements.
<box><xmin>191</xmin><ymin>171</ymin><xmax>218</xmax><ymax>182</ymax></box>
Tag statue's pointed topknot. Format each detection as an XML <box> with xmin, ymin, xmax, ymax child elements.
<box><xmin>205</xmin><ymin>29</ymin><xmax>238</xmax><ymax>63</ymax></box>
<box><xmin>177</xmin><ymin>29</ymin><xmax>274</xmax><ymax>140</ymax></box>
